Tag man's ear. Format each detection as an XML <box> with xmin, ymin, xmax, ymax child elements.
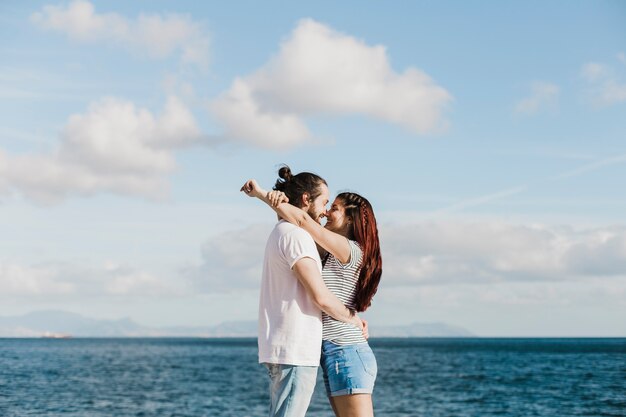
<box><xmin>301</xmin><ymin>192</ymin><xmax>310</xmax><ymax>207</ymax></box>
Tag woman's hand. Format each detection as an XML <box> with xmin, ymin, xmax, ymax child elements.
<box><xmin>351</xmin><ymin>314</ymin><xmax>369</xmax><ymax>339</ymax></box>
<box><xmin>267</xmin><ymin>190</ymin><xmax>289</xmax><ymax>207</ymax></box>
<box><xmin>361</xmin><ymin>318</ymin><xmax>369</xmax><ymax>340</ymax></box>
<box><xmin>240</xmin><ymin>179</ymin><xmax>265</xmax><ymax>199</ymax></box>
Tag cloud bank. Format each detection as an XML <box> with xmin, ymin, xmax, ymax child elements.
<box><xmin>184</xmin><ymin>221</ymin><xmax>626</xmax><ymax>291</ymax></box>
<box><xmin>0</xmin><ymin>260</ymin><xmax>181</xmax><ymax>298</ymax></box>
<box><xmin>211</xmin><ymin>19</ymin><xmax>452</xmax><ymax>148</ymax></box>
<box><xmin>381</xmin><ymin>222</ymin><xmax>626</xmax><ymax>286</ymax></box>
<box><xmin>3</xmin><ymin>221</ymin><xmax>626</xmax><ymax>311</ymax></box>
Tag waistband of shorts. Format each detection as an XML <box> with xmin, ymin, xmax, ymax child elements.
<box><xmin>322</xmin><ymin>339</ymin><xmax>370</xmax><ymax>352</ymax></box>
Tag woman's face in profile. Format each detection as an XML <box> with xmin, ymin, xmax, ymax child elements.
<box><xmin>324</xmin><ymin>198</ymin><xmax>350</xmax><ymax>235</ymax></box>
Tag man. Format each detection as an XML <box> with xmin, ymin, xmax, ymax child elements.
<box><xmin>242</xmin><ymin>167</ymin><xmax>365</xmax><ymax>417</ymax></box>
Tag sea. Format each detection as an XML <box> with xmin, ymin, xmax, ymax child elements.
<box><xmin>0</xmin><ymin>338</ymin><xmax>624</xmax><ymax>417</ymax></box>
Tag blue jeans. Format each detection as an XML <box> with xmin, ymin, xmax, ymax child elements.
<box><xmin>264</xmin><ymin>363</ymin><xmax>318</xmax><ymax>417</ymax></box>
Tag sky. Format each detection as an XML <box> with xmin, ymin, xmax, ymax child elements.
<box><xmin>1</xmin><ymin>1</ymin><xmax>625</xmax><ymax>336</ymax></box>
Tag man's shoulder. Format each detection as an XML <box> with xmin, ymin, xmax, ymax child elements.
<box><xmin>271</xmin><ymin>221</ymin><xmax>321</xmax><ymax>268</ymax></box>
<box><xmin>275</xmin><ymin>221</ymin><xmax>314</xmax><ymax>241</ymax></box>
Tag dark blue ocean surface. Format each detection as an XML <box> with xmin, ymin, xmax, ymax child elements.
<box><xmin>0</xmin><ymin>338</ymin><xmax>624</xmax><ymax>416</ymax></box>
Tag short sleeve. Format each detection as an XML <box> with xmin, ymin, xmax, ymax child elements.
<box><xmin>343</xmin><ymin>240</ymin><xmax>363</xmax><ymax>269</ymax></box>
<box><xmin>280</xmin><ymin>227</ymin><xmax>321</xmax><ymax>270</ymax></box>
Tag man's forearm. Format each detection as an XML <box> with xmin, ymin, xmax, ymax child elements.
<box><xmin>317</xmin><ymin>292</ymin><xmax>360</xmax><ymax>327</ymax></box>
<box><xmin>292</xmin><ymin>257</ymin><xmax>362</xmax><ymax>329</ymax></box>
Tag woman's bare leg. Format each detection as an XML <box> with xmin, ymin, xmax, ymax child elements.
<box><xmin>328</xmin><ymin>396</ymin><xmax>340</xmax><ymax>416</ymax></box>
<box><xmin>332</xmin><ymin>394</ymin><xmax>374</xmax><ymax>417</ymax></box>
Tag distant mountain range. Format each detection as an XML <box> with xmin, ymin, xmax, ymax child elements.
<box><xmin>0</xmin><ymin>310</ymin><xmax>474</xmax><ymax>338</ymax></box>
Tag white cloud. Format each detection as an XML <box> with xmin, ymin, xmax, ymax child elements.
<box><xmin>185</xmin><ymin>224</ymin><xmax>272</xmax><ymax>291</ymax></box>
<box><xmin>0</xmin><ymin>260</ymin><xmax>181</xmax><ymax>298</ymax></box>
<box><xmin>102</xmin><ymin>262</ymin><xmax>182</xmax><ymax>296</ymax></box>
<box><xmin>581</xmin><ymin>63</ymin><xmax>609</xmax><ymax>82</ymax></box>
<box><xmin>514</xmin><ymin>81</ymin><xmax>560</xmax><ymax>115</ymax></box>
<box><xmin>0</xmin><ymin>263</ymin><xmax>74</xmax><ymax>296</ymax></box>
<box><xmin>0</xmin><ymin>96</ymin><xmax>201</xmax><ymax>204</ymax></box>
<box><xmin>580</xmin><ymin>56</ymin><xmax>626</xmax><ymax>106</ymax></box>
<box><xmin>31</xmin><ymin>0</ymin><xmax>210</xmax><ymax>67</ymax></box>
<box><xmin>210</xmin><ymin>79</ymin><xmax>312</xmax><ymax>148</ymax></box>
<box><xmin>211</xmin><ymin>19</ymin><xmax>452</xmax><ymax>149</ymax></box>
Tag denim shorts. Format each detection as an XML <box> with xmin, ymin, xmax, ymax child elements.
<box><xmin>321</xmin><ymin>340</ymin><xmax>377</xmax><ymax>397</ymax></box>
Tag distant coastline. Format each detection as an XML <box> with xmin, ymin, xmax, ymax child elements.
<box><xmin>0</xmin><ymin>310</ymin><xmax>474</xmax><ymax>338</ymax></box>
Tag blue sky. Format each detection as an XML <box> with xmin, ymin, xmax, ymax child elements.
<box><xmin>1</xmin><ymin>1</ymin><xmax>625</xmax><ymax>336</ymax></box>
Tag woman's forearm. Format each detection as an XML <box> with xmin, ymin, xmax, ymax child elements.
<box><xmin>273</xmin><ymin>203</ymin><xmax>311</xmax><ymax>228</ymax></box>
<box><xmin>254</xmin><ymin>187</ymin><xmax>312</xmax><ymax>227</ymax></box>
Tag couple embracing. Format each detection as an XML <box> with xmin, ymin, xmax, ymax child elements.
<box><xmin>241</xmin><ymin>165</ymin><xmax>382</xmax><ymax>417</ymax></box>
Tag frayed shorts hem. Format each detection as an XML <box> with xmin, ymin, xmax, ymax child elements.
<box><xmin>329</xmin><ymin>387</ymin><xmax>374</xmax><ymax>397</ymax></box>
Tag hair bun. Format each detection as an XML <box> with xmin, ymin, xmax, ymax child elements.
<box><xmin>278</xmin><ymin>165</ymin><xmax>293</xmax><ymax>182</ymax></box>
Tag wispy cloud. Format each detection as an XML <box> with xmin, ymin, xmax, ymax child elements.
<box><xmin>0</xmin><ymin>127</ymin><xmax>50</xmax><ymax>145</ymax></box>
<box><xmin>436</xmin><ymin>185</ymin><xmax>527</xmax><ymax>213</ymax></box>
<box><xmin>31</xmin><ymin>0</ymin><xmax>210</xmax><ymax>68</ymax></box>
<box><xmin>552</xmin><ymin>153</ymin><xmax>626</xmax><ymax>180</ymax></box>
<box><xmin>580</xmin><ymin>53</ymin><xmax>626</xmax><ymax>107</ymax></box>
<box><xmin>0</xmin><ymin>67</ymin><xmax>95</xmax><ymax>102</ymax></box>
<box><xmin>514</xmin><ymin>81</ymin><xmax>560</xmax><ymax>115</ymax></box>
<box><xmin>434</xmin><ymin>148</ymin><xmax>626</xmax><ymax>214</ymax></box>
<box><xmin>211</xmin><ymin>19</ymin><xmax>452</xmax><ymax>149</ymax></box>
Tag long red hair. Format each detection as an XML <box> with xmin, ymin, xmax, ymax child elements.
<box><xmin>338</xmin><ymin>192</ymin><xmax>382</xmax><ymax>312</ymax></box>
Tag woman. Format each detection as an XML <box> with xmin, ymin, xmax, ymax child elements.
<box><xmin>242</xmin><ymin>170</ymin><xmax>382</xmax><ymax>417</ymax></box>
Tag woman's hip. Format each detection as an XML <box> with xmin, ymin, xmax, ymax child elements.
<box><xmin>320</xmin><ymin>340</ymin><xmax>377</xmax><ymax>397</ymax></box>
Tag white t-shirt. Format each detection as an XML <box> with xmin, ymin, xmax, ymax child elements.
<box><xmin>258</xmin><ymin>220</ymin><xmax>323</xmax><ymax>366</ymax></box>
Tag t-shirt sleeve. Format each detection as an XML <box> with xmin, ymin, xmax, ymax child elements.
<box><xmin>343</xmin><ymin>240</ymin><xmax>363</xmax><ymax>269</ymax></box>
<box><xmin>280</xmin><ymin>228</ymin><xmax>320</xmax><ymax>270</ymax></box>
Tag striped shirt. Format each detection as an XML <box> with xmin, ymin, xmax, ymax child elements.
<box><xmin>322</xmin><ymin>239</ymin><xmax>366</xmax><ymax>345</ymax></box>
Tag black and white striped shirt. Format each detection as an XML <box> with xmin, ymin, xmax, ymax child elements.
<box><xmin>322</xmin><ymin>239</ymin><xmax>366</xmax><ymax>345</ymax></box>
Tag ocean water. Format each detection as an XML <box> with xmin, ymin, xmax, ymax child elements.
<box><xmin>0</xmin><ymin>338</ymin><xmax>624</xmax><ymax>417</ymax></box>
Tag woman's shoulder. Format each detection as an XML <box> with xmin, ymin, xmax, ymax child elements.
<box><xmin>348</xmin><ymin>239</ymin><xmax>362</xmax><ymax>254</ymax></box>
<box><xmin>344</xmin><ymin>239</ymin><xmax>363</xmax><ymax>268</ymax></box>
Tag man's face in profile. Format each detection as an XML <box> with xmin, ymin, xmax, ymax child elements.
<box><xmin>306</xmin><ymin>184</ymin><xmax>330</xmax><ymax>224</ymax></box>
